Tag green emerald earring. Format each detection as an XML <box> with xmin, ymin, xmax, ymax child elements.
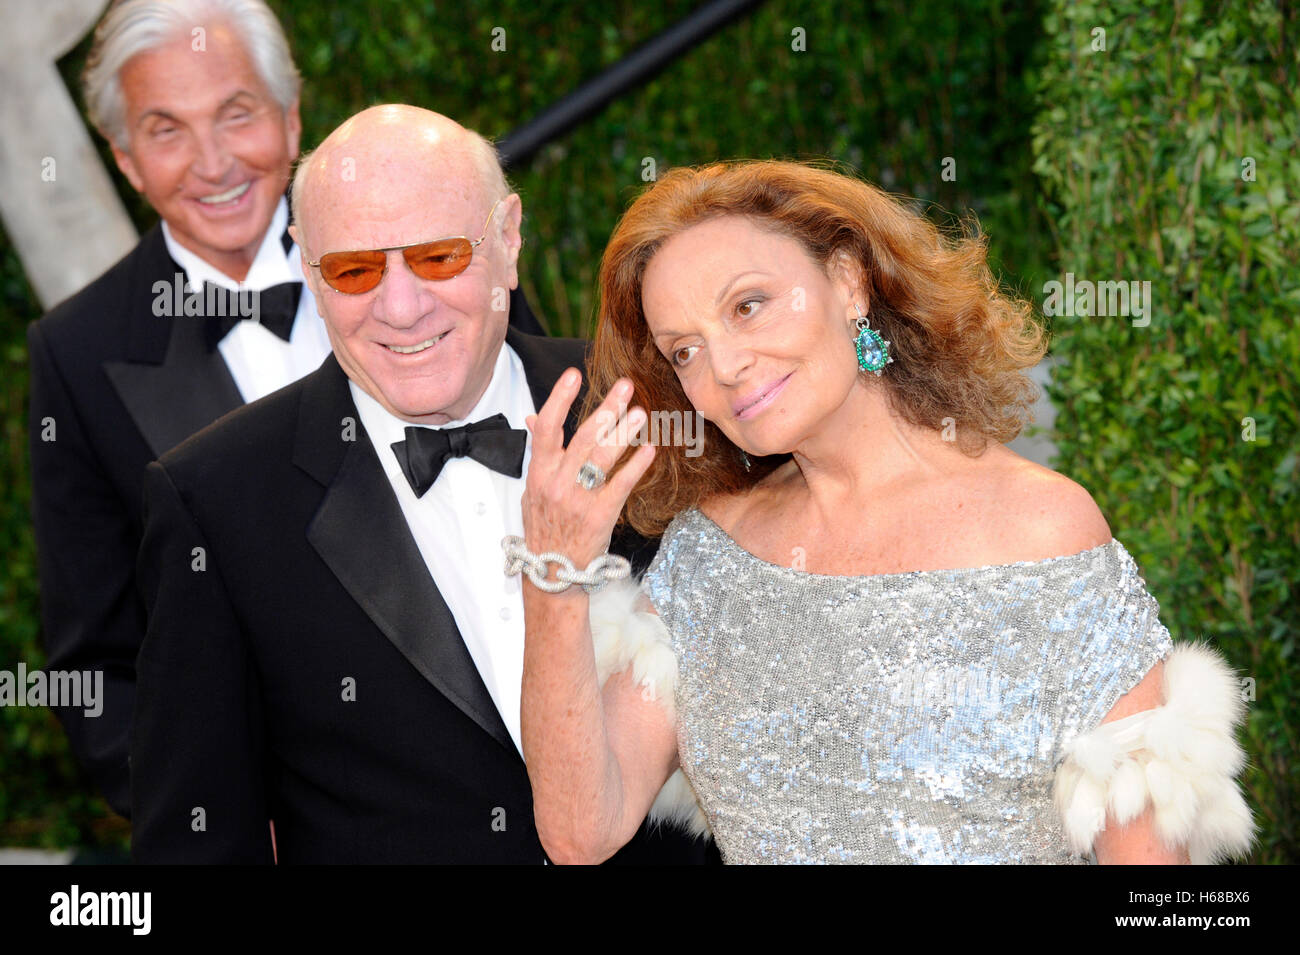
<box><xmin>854</xmin><ymin>304</ymin><xmax>893</xmax><ymax>376</ymax></box>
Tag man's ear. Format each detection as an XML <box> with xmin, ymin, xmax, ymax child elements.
<box><xmin>499</xmin><ymin>192</ymin><xmax>523</xmax><ymax>290</ymax></box>
<box><xmin>290</xmin><ymin>225</ymin><xmax>323</xmax><ymax>306</ymax></box>
<box><xmin>284</xmin><ymin>98</ymin><xmax>303</xmax><ymax>161</ymax></box>
<box><xmin>110</xmin><ymin>141</ymin><xmax>145</xmax><ymax>193</ymax></box>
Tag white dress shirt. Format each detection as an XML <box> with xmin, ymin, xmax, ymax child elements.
<box><xmin>349</xmin><ymin>343</ymin><xmax>536</xmax><ymax>757</ymax></box>
<box><xmin>162</xmin><ymin>197</ymin><xmax>331</xmax><ymax>402</ymax></box>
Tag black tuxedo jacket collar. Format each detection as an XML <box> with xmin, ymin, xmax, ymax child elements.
<box><xmin>101</xmin><ymin>194</ymin><xmax>301</xmax><ymax>458</ymax></box>
<box><xmin>101</xmin><ymin>223</ymin><xmax>245</xmax><ymax>457</ymax></box>
<box><xmin>295</xmin><ymin>327</ymin><xmax>585</xmax><ymax>756</ymax></box>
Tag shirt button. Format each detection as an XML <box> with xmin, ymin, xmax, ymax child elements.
<box><xmin>499</xmin><ymin>606</ymin><xmax>511</xmax><ymax>620</ymax></box>
<box><xmin>476</xmin><ymin>501</ymin><xmax>487</xmax><ymax>516</ymax></box>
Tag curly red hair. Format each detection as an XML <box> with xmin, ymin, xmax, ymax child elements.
<box><xmin>585</xmin><ymin>159</ymin><xmax>1047</xmax><ymax>538</ymax></box>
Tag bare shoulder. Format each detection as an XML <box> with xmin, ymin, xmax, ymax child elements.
<box><xmin>980</xmin><ymin>449</ymin><xmax>1113</xmax><ymax>561</ymax></box>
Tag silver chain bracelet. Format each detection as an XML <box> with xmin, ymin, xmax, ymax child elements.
<box><xmin>501</xmin><ymin>535</ymin><xmax>631</xmax><ymax>593</ymax></box>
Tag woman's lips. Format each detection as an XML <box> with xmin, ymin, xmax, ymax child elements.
<box><xmin>734</xmin><ymin>372</ymin><xmax>792</xmax><ymax>420</ymax></box>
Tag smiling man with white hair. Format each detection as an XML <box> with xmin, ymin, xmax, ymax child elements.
<box><xmin>128</xmin><ymin>104</ymin><xmax>709</xmax><ymax>864</ymax></box>
<box><xmin>27</xmin><ymin>0</ymin><xmax>316</xmax><ymax>820</ymax></box>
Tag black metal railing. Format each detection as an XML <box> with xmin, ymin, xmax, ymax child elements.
<box><xmin>498</xmin><ymin>0</ymin><xmax>765</xmax><ymax>170</ymax></box>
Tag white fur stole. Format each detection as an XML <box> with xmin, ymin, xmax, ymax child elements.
<box><xmin>1053</xmin><ymin>641</ymin><xmax>1256</xmax><ymax>864</ymax></box>
<box><xmin>588</xmin><ymin>577</ymin><xmax>712</xmax><ymax>840</ymax></box>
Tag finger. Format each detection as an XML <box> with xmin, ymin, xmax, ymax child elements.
<box><xmin>564</xmin><ymin>378</ymin><xmax>635</xmax><ymax>468</ymax></box>
<box><xmin>588</xmin><ymin>404</ymin><xmax>647</xmax><ymax>477</ymax></box>
<box><xmin>605</xmin><ymin>440</ymin><xmax>656</xmax><ymax>503</ymax></box>
<box><xmin>553</xmin><ymin>405</ymin><xmax>644</xmax><ymax>502</ymax></box>
<box><xmin>532</xmin><ymin>368</ymin><xmax>581</xmax><ymax>457</ymax></box>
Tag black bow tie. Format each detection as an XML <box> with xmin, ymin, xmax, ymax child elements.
<box><xmin>201</xmin><ymin>280</ymin><xmax>302</xmax><ymax>351</ymax></box>
<box><xmin>391</xmin><ymin>413</ymin><xmax>527</xmax><ymax>497</ymax></box>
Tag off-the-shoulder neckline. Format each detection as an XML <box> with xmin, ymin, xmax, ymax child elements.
<box><xmin>680</xmin><ymin>506</ymin><xmax>1124</xmax><ymax>584</ymax></box>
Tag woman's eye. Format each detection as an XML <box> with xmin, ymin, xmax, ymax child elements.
<box><xmin>673</xmin><ymin>345</ymin><xmax>699</xmax><ymax>367</ymax></box>
<box><xmin>736</xmin><ymin>298</ymin><xmax>762</xmax><ymax>317</ymax></box>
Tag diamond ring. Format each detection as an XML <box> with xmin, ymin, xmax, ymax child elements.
<box><xmin>576</xmin><ymin>461</ymin><xmax>606</xmax><ymax>491</ymax></box>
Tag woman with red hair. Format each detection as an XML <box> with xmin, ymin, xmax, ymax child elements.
<box><xmin>508</xmin><ymin>160</ymin><xmax>1253</xmax><ymax>865</ymax></box>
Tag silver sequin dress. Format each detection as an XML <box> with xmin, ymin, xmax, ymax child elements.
<box><xmin>641</xmin><ymin>507</ymin><xmax>1174</xmax><ymax>864</ymax></box>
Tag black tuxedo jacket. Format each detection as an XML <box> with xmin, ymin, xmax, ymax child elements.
<box><xmin>131</xmin><ymin>327</ymin><xmax>708</xmax><ymax>864</ymax></box>
<box><xmin>27</xmin><ymin>223</ymin><xmax>547</xmax><ymax>818</ymax></box>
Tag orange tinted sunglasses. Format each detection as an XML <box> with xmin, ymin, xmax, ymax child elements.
<box><xmin>307</xmin><ymin>198</ymin><xmax>503</xmax><ymax>294</ymax></box>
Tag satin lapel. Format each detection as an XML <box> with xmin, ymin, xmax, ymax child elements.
<box><xmin>297</xmin><ymin>357</ymin><xmax>516</xmax><ymax>754</ymax></box>
<box><xmin>504</xmin><ymin>324</ymin><xmax>588</xmax><ymax>442</ymax></box>
<box><xmin>102</xmin><ymin>322</ymin><xmax>243</xmax><ymax>458</ymax></box>
<box><xmin>101</xmin><ymin>225</ymin><xmax>243</xmax><ymax>457</ymax></box>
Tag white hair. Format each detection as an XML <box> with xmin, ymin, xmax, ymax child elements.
<box><xmin>84</xmin><ymin>0</ymin><xmax>301</xmax><ymax>149</ymax></box>
<box><xmin>291</xmin><ymin>126</ymin><xmax>513</xmax><ymax>250</ymax></box>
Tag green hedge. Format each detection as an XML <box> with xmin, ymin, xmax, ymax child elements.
<box><xmin>1032</xmin><ymin>0</ymin><xmax>1298</xmax><ymax>863</ymax></box>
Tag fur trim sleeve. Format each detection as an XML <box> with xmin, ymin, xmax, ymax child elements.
<box><xmin>1053</xmin><ymin>642</ymin><xmax>1255</xmax><ymax>864</ymax></box>
<box><xmin>587</xmin><ymin>577</ymin><xmax>712</xmax><ymax>840</ymax></box>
